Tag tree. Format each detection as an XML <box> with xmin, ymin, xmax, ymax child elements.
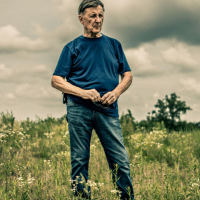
<box><xmin>150</xmin><ymin>93</ymin><xmax>192</xmax><ymax>130</ymax></box>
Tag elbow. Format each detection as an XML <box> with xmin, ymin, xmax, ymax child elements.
<box><xmin>129</xmin><ymin>74</ymin><xmax>133</xmax><ymax>83</ymax></box>
<box><xmin>51</xmin><ymin>76</ymin><xmax>56</xmax><ymax>88</ymax></box>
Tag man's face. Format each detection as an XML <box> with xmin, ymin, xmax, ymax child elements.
<box><xmin>79</xmin><ymin>5</ymin><xmax>104</xmax><ymax>35</ymax></box>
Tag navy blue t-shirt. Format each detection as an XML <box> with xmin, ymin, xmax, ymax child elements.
<box><xmin>53</xmin><ymin>33</ymin><xmax>131</xmax><ymax>117</ymax></box>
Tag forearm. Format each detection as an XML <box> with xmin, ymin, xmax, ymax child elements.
<box><xmin>51</xmin><ymin>75</ymin><xmax>83</xmax><ymax>97</ymax></box>
<box><xmin>113</xmin><ymin>72</ymin><xmax>133</xmax><ymax>98</ymax></box>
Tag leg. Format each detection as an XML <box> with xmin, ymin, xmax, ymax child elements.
<box><xmin>93</xmin><ymin>112</ymin><xmax>134</xmax><ymax>200</ymax></box>
<box><xmin>67</xmin><ymin>98</ymin><xmax>93</xmax><ymax>198</ymax></box>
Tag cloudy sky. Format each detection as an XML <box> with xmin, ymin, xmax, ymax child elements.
<box><xmin>1</xmin><ymin>0</ymin><xmax>200</xmax><ymax>122</ymax></box>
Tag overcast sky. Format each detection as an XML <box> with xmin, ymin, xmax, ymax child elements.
<box><xmin>1</xmin><ymin>0</ymin><xmax>200</xmax><ymax>122</ymax></box>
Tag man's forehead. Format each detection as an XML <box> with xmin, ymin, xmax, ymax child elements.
<box><xmin>84</xmin><ymin>5</ymin><xmax>103</xmax><ymax>14</ymax></box>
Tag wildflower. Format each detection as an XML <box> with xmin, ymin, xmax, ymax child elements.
<box><xmin>192</xmin><ymin>183</ymin><xmax>200</xmax><ymax>187</ymax></box>
<box><xmin>0</xmin><ymin>163</ymin><xmax>4</xmax><ymax>166</ymax></box>
<box><xmin>18</xmin><ymin>132</ymin><xmax>23</xmax><ymax>136</ymax></box>
<box><xmin>111</xmin><ymin>190</ymin><xmax>122</xmax><ymax>194</ymax></box>
<box><xmin>80</xmin><ymin>180</ymin><xmax>85</xmax><ymax>184</ymax></box>
<box><xmin>87</xmin><ymin>180</ymin><xmax>97</xmax><ymax>187</ymax></box>
<box><xmin>98</xmin><ymin>183</ymin><xmax>104</xmax><ymax>187</ymax></box>
<box><xmin>60</xmin><ymin>141</ymin><xmax>65</xmax><ymax>145</ymax></box>
<box><xmin>156</xmin><ymin>143</ymin><xmax>163</xmax><ymax>148</ymax></box>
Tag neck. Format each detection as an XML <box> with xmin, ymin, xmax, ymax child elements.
<box><xmin>83</xmin><ymin>32</ymin><xmax>102</xmax><ymax>38</ymax></box>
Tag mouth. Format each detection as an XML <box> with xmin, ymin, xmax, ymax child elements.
<box><xmin>93</xmin><ymin>26</ymin><xmax>101</xmax><ymax>29</ymax></box>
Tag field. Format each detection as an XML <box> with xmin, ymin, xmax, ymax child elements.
<box><xmin>0</xmin><ymin>112</ymin><xmax>200</xmax><ymax>200</ymax></box>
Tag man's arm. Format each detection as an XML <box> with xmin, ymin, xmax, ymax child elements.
<box><xmin>51</xmin><ymin>75</ymin><xmax>101</xmax><ymax>102</ymax></box>
<box><xmin>101</xmin><ymin>71</ymin><xmax>133</xmax><ymax>105</ymax></box>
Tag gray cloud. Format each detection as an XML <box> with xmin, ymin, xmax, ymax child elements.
<box><xmin>125</xmin><ymin>47</ymin><xmax>162</xmax><ymax>77</ymax></box>
<box><xmin>2</xmin><ymin>93</ymin><xmax>16</xmax><ymax>105</ymax></box>
<box><xmin>0</xmin><ymin>25</ymin><xmax>51</xmax><ymax>54</ymax></box>
<box><xmin>162</xmin><ymin>43</ymin><xmax>199</xmax><ymax>72</ymax></box>
<box><xmin>179</xmin><ymin>78</ymin><xmax>200</xmax><ymax>97</ymax></box>
<box><xmin>1</xmin><ymin>0</ymin><xmax>200</xmax><ymax>122</ymax></box>
<box><xmin>0</xmin><ymin>63</ymin><xmax>53</xmax><ymax>83</ymax></box>
<box><xmin>103</xmin><ymin>0</ymin><xmax>200</xmax><ymax>48</ymax></box>
<box><xmin>0</xmin><ymin>64</ymin><xmax>12</xmax><ymax>81</ymax></box>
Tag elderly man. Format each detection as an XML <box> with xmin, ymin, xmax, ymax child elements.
<box><xmin>51</xmin><ymin>0</ymin><xmax>134</xmax><ymax>199</ymax></box>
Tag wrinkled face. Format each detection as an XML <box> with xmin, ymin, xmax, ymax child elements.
<box><xmin>79</xmin><ymin>5</ymin><xmax>104</xmax><ymax>35</ymax></box>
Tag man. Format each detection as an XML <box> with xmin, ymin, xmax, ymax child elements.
<box><xmin>51</xmin><ymin>0</ymin><xmax>134</xmax><ymax>199</ymax></box>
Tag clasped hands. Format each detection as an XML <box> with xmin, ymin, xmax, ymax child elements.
<box><xmin>81</xmin><ymin>89</ymin><xmax>118</xmax><ymax>105</ymax></box>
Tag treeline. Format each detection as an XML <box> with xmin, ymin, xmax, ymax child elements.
<box><xmin>1</xmin><ymin>93</ymin><xmax>199</xmax><ymax>133</ymax></box>
<box><xmin>120</xmin><ymin>93</ymin><xmax>200</xmax><ymax>133</ymax></box>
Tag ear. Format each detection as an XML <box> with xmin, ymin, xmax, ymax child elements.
<box><xmin>78</xmin><ymin>15</ymin><xmax>84</xmax><ymax>25</ymax></box>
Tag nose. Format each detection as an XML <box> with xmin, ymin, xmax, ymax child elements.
<box><xmin>95</xmin><ymin>16</ymin><xmax>101</xmax><ymax>23</ymax></box>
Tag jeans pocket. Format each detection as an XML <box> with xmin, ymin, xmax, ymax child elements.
<box><xmin>67</xmin><ymin>97</ymin><xmax>80</xmax><ymax>107</ymax></box>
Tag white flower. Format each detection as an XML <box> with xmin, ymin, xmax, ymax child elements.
<box><xmin>192</xmin><ymin>183</ymin><xmax>199</xmax><ymax>187</ymax></box>
<box><xmin>111</xmin><ymin>189</ymin><xmax>121</xmax><ymax>194</ymax></box>
<box><xmin>98</xmin><ymin>183</ymin><xmax>104</xmax><ymax>187</ymax></box>
<box><xmin>65</xmin><ymin>131</ymin><xmax>69</xmax><ymax>135</ymax></box>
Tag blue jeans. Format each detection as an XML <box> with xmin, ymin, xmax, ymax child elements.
<box><xmin>66</xmin><ymin>97</ymin><xmax>134</xmax><ymax>200</ymax></box>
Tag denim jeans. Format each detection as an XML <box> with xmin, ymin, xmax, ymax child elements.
<box><xmin>66</xmin><ymin>97</ymin><xmax>134</xmax><ymax>200</ymax></box>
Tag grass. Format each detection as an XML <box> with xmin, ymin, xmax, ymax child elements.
<box><xmin>0</xmin><ymin>111</ymin><xmax>200</xmax><ymax>199</ymax></box>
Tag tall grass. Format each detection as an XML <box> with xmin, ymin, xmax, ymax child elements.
<box><xmin>0</xmin><ymin>112</ymin><xmax>199</xmax><ymax>199</ymax></box>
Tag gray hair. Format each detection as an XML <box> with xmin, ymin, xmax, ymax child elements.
<box><xmin>78</xmin><ymin>0</ymin><xmax>105</xmax><ymax>15</ymax></box>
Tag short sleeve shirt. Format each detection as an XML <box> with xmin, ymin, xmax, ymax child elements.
<box><xmin>53</xmin><ymin>33</ymin><xmax>131</xmax><ymax>117</ymax></box>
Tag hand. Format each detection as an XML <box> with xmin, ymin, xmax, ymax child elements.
<box><xmin>101</xmin><ymin>91</ymin><xmax>118</xmax><ymax>105</ymax></box>
<box><xmin>81</xmin><ymin>89</ymin><xmax>101</xmax><ymax>102</ymax></box>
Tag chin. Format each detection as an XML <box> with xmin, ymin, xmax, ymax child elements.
<box><xmin>92</xmin><ymin>29</ymin><xmax>101</xmax><ymax>34</ymax></box>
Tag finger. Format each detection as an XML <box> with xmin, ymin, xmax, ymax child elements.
<box><xmin>102</xmin><ymin>94</ymin><xmax>113</xmax><ymax>104</ymax></box>
<box><xmin>88</xmin><ymin>90</ymin><xmax>95</xmax><ymax>101</ymax></box>
<box><xmin>97</xmin><ymin>93</ymin><xmax>101</xmax><ymax>102</ymax></box>
<box><xmin>93</xmin><ymin>92</ymin><xmax>101</xmax><ymax>102</ymax></box>
<box><xmin>94</xmin><ymin>91</ymin><xmax>101</xmax><ymax>102</ymax></box>
<box><xmin>101</xmin><ymin>92</ymin><xmax>111</xmax><ymax>102</ymax></box>
<box><xmin>94</xmin><ymin>96</ymin><xmax>99</xmax><ymax>102</ymax></box>
<box><xmin>90</xmin><ymin>96</ymin><xmax>95</xmax><ymax>102</ymax></box>
<box><xmin>91</xmin><ymin>90</ymin><xmax>99</xmax><ymax>102</ymax></box>
<box><xmin>106</xmin><ymin>96</ymin><xmax>114</xmax><ymax>105</ymax></box>
<box><xmin>107</xmin><ymin>97</ymin><xmax>116</xmax><ymax>105</ymax></box>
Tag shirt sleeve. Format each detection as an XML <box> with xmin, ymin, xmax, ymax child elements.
<box><xmin>116</xmin><ymin>42</ymin><xmax>131</xmax><ymax>75</ymax></box>
<box><xmin>53</xmin><ymin>45</ymin><xmax>72</xmax><ymax>78</ymax></box>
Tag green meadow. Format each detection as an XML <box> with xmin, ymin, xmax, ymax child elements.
<box><xmin>0</xmin><ymin>111</ymin><xmax>200</xmax><ymax>199</ymax></box>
